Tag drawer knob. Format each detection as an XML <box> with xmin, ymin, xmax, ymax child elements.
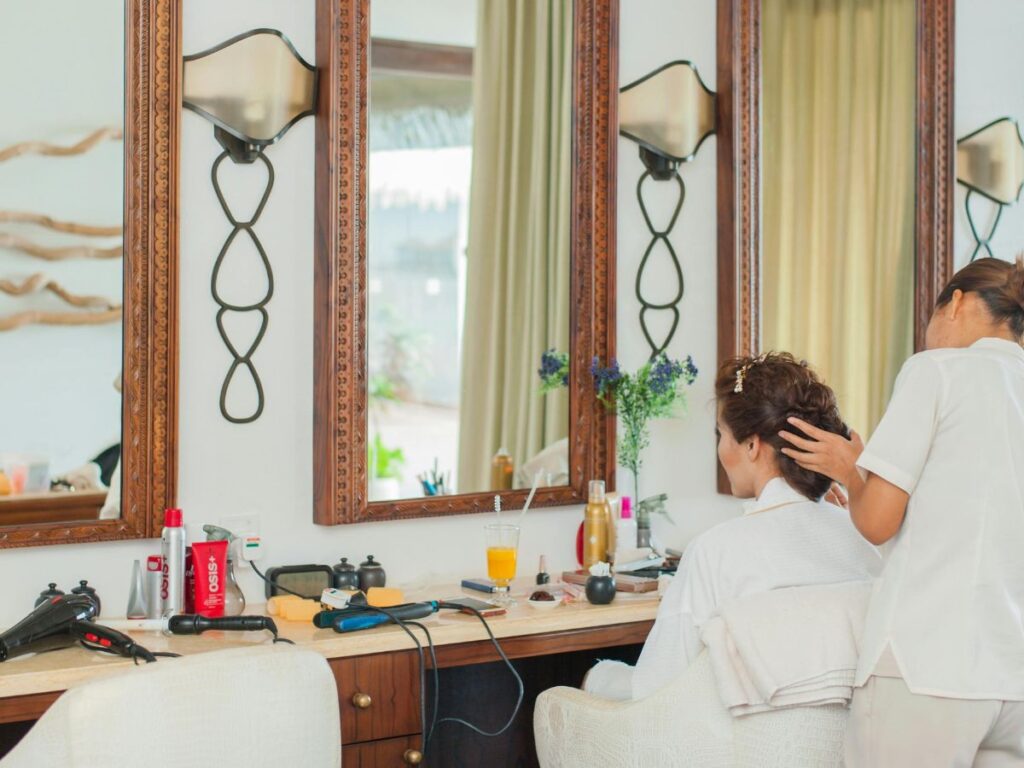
<box><xmin>403</xmin><ymin>749</ymin><xmax>423</xmax><ymax>765</ymax></box>
<box><xmin>351</xmin><ymin>692</ymin><xmax>373</xmax><ymax>709</ymax></box>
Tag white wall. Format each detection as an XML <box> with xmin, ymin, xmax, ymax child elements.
<box><xmin>0</xmin><ymin>0</ymin><xmax>738</xmax><ymax>627</ymax></box>
<box><xmin>954</xmin><ymin>0</ymin><xmax>1024</xmax><ymax>268</ymax></box>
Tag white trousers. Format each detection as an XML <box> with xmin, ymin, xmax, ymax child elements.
<box><xmin>845</xmin><ymin>676</ymin><xmax>1024</xmax><ymax>768</ymax></box>
<box><xmin>582</xmin><ymin>659</ymin><xmax>635</xmax><ymax>701</ymax></box>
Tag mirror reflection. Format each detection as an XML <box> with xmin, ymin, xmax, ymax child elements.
<box><xmin>760</xmin><ymin>0</ymin><xmax>916</xmax><ymax>435</ymax></box>
<box><xmin>0</xmin><ymin>1</ymin><xmax>125</xmax><ymax>524</ymax></box>
<box><xmin>367</xmin><ymin>0</ymin><xmax>571</xmax><ymax>501</ymax></box>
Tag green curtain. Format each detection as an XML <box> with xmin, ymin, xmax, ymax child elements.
<box><xmin>456</xmin><ymin>0</ymin><xmax>572</xmax><ymax>493</ymax></box>
<box><xmin>762</xmin><ymin>0</ymin><xmax>916</xmax><ymax>436</ymax></box>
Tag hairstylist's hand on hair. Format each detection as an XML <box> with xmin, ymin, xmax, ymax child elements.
<box><xmin>778</xmin><ymin>417</ymin><xmax>864</xmax><ymax>488</ymax></box>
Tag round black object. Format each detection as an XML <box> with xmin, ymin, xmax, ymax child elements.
<box><xmin>585</xmin><ymin>575</ymin><xmax>616</xmax><ymax>605</ymax></box>
<box><xmin>34</xmin><ymin>583</ymin><xmax>65</xmax><ymax>608</ymax></box>
<box><xmin>332</xmin><ymin>557</ymin><xmax>360</xmax><ymax>590</ymax></box>
<box><xmin>71</xmin><ymin>580</ymin><xmax>101</xmax><ymax>616</ymax></box>
<box><xmin>357</xmin><ymin>556</ymin><xmax>387</xmax><ymax>591</ymax></box>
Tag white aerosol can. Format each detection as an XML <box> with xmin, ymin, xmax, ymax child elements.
<box><xmin>161</xmin><ymin>508</ymin><xmax>186</xmax><ymax>617</ymax></box>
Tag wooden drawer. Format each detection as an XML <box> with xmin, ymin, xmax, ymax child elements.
<box><xmin>331</xmin><ymin>652</ymin><xmax>422</xmax><ymax>744</ymax></box>
<box><xmin>341</xmin><ymin>735</ymin><xmax>424</xmax><ymax>767</ymax></box>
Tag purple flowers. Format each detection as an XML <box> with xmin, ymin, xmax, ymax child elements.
<box><xmin>590</xmin><ymin>356</ymin><xmax>623</xmax><ymax>397</ymax></box>
<box><xmin>538</xmin><ymin>349</ymin><xmax>570</xmax><ymax>393</ymax></box>
<box><xmin>648</xmin><ymin>354</ymin><xmax>698</xmax><ymax>397</ymax></box>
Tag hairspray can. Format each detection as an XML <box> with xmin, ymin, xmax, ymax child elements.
<box><xmin>160</xmin><ymin>508</ymin><xmax>186</xmax><ymax>617</ymax></box>
<box><xmin>146</xmin><ymin>556</ymin><xmax>163</xmax><ymax>619</ymax></box>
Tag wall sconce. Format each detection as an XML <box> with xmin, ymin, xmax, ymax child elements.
<box><xmin>956</xmin><ymin>117</ymin><xmax>1024</xmax><ymax>262</ymax></box>
<box><xmin>619</xmin><ymin>61</ymin><xmax>716</xmax><ymax>358</ymax></box>
<box><xmin>183</xmin><ymin>29</ymin><xmax>317</xmax><ymax>423</ymax></box>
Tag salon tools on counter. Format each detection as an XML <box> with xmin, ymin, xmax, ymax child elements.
<box><xmin>331</xmin><ymin>601</ymin><xmax>440</xmax><ymax>633</ymax></box>
<box><xmin>161</xmin><ymin>508</ymin><xmax>186</xmax><ymax>616</ymax></box>
<box><xmin>101</xmin><ymin>614</ymin><xmax>291</xmax><ymax>644</ymax></box>
<box><xmin>34</xmin><ymin>581</ymin><xmax>101</xmax><ymax>614</ymax></box>
<box><xmin>201</xmin><ymin>524</ymin><xmax>246</xmax><ymax>614</ymax></box>
<box><xmin>71</xmin><ymin>580</ymin><xmax>101</xmax><ymax>615</ymax></box>
<box><xmin>262</xmin><ymin>564</ymin><xmax>334</xmax><ymax>599</ymax></box>
<box><xmin>34</xmin><ymin>583</ymin><xmax>65</xmax><ymax>608</ymax></box>
<box><xmin>126</xmin><ymin>560</ymin><xmax>147</xmax><ymax>619</ymax></box>
<box><xmin>1</xmin><ymin>595</ymin><xmax>170</xmax><ymax>664</ymax></box>
<box><xmin>145</xmin><ymin>556</ymin><xmax>163</xmax><ymax>619</ymax></box>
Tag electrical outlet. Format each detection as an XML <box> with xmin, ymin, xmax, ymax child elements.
<box><xmin>220</xmin><ymin>514</ymin><xmax>262</xmax><ymax>561</ymax></box>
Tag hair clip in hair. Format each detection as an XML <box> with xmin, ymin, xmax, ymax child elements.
<box><xmin>733</xmin><ymin>353</ymin><xmax>768</xmax><ymax>394</ymax></box>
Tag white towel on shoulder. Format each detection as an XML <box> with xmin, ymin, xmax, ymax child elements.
<box><xmin>701</xmin><ymin>581</ymin><xmax>872</xmax><ymax>716</ymax></box>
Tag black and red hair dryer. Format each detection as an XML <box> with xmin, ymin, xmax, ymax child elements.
<box><xmin>0</xmin><ymin>594</ymin><xmax>98</xmax><ymax>661</ymax></box>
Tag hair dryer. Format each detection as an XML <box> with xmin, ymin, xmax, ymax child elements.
<box><xmin>0</xmin><ymin>594</ymin><xmax>98</xmax><ymax>662</ymax></box>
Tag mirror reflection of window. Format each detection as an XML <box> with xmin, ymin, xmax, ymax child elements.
<box><xmin>760</xmin><ymin>0</ymin><xmax>916</xmax><ymax>436</ymax></box>
<box><xmin>0</xmin><ymin>1</ymin><xmax>125</xmax><ymax>523</ymax></box>
<box><xmin>367</xmin><ymin>0</ymin><xmax>571</xmax><ymax>502</ymax></box>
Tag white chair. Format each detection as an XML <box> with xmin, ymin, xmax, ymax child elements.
<box><xmin>1</xmin><ymin>645</ymin><xmax>341</xmax><ymax>768</ymax></box>
<box><xmin>534</xmin><ymin>651</ymin><xmax>847</xmax><ymax>768</ymax></box>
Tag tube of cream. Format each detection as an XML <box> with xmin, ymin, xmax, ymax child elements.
<box><xmin>191</xmin><ymin>540</ymin><xmax>228</xmax><ymax>618</ymax></box>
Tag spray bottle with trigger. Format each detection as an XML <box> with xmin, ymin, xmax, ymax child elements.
<box><xmin>201</xmin><ymin>524</ymin><xmax>246</xmax><ymax>615</ymax></box>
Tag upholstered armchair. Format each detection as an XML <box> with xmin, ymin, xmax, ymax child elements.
<box><xmin>534</xmin><ymin>651</ymin><xmax>847</xmax><ymax>768</ymax></box>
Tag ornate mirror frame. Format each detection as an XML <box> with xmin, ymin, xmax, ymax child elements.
<box><xmin>313</xmin><ymin>0</ymin><xmax>618</xmax><ymax>524</ymax></box>
<box><xmin>715</xmin><ymin>0</ymin><xmax>954</xmax><ymax>489</ymax></box>
<box><xmin>0</xmin><ymin>0</ymin><xmax>179</xmax><ymax>548</ymax></box>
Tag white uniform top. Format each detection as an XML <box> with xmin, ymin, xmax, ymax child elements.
<box><xmin>856</xmin><ymin>337</ymin><xmax>1024</xmax><ymax>699</ymax></box>
<box><xmin>630</xmin><ymin>478</ymin><xmax>881</xmax><ymax>700</ymax></box>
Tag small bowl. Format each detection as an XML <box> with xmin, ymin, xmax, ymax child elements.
<box><xmin>528</xmin><ymin>597</ymin><xmax>561</xmax><ymax>610</ymax></box>
<box><xmin>527</xmin><ymin>591</ymin><xmax>561</xmax><ymax>610</ymax></box>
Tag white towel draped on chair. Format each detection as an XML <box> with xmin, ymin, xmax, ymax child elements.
<box><xmin>701</xmin><ymin>581</ymin><xmax>872</xmax><ymax>716</ymax></box>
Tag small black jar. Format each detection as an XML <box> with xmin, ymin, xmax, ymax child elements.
<box><xmin>332</xmin><ymin>558</ymin><xmax>360</xmax><ymax>590</ymax></box>
<box><xmin>585</xmin><ymin>574</ymin><xmax>616</xmax><ymax>605</ymax></box>
<box><xmin>357</xmin><ymin>556</ymin><xmax>387</xmax><ymax>591</ymax></box>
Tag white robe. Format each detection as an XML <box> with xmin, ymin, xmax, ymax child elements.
<box><xmin>585</xmin><ymin>478</ymin><xmax>881</xmax><ymax>701</ymax></box>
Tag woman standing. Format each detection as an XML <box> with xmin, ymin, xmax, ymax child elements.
<box><xmin>781</xmin><ymin>256</ymin><xmax>1024</xmax><ymax>766</ymax></box>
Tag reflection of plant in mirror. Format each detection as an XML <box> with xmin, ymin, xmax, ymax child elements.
<box><xmin>370</xmin><ymin>434</ymin><xmax>405</xmax><ymax>480</ymax></box>
<box><xmin>369</xmin><ymin>374</ymin><xmax>399</xmax><ymax>407</ymax></box>
<box><xmin>538</xmin><ymin>349</ymin><xmax>569</xmax><ymax>393</ymax></box>
<box><xmin>369</xmin><ymin>304</ymin><xmax>432</xmax><ymax>401</ymax></box>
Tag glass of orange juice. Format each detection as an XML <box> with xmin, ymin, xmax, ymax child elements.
<box><xmin>485</xmin><ymin>524</ymin><xmax>520</xmax><ymax>605</ymax></box>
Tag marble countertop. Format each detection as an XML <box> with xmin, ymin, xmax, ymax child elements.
<box><xmin>0</xmin><ymin>582</ymin><xmax>659</xmax><ymax>699</ymax></box>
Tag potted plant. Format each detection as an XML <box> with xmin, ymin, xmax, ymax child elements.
<box><xmin>369</xmin><ymin>434</ymin><xmax>405</xmax><ymax>501</ymax></box>
<box><xmin>540</xmin><ymin>349</ymin><xmax>698</xmax><ymax>537</ymax></box>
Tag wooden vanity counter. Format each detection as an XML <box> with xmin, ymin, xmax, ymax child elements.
<box><xmin>0</xmin><ymin>583</ymin><xmax>658</xmax><ymax>767</ymax></box>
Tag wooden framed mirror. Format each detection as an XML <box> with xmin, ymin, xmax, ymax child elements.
<box><xmin>0</xmin><ymin>0</ymin><xmax>179</xmax><ymax>546</ymax></box>
<box><xmin>716</xmin><ymin>0</ymin><xmax>954</xmax><ymax>489</ymax></box>
<box><xmin>314</xmin><ymin>0</ymin><xmax>617</xmax><ymax>524</ymax></box>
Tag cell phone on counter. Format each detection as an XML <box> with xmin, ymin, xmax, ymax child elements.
<box><xmin>444</xmin><ymin>596</ymin><xmax>506</xmax><ymax>617</ymax></box>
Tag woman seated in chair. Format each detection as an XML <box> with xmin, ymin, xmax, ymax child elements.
<box><xmin>585</xmin><ymin>352</ymin><xmax>881</xmax><ymax>701</ymax></box>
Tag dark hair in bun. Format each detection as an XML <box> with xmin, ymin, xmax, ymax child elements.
<box><xmin>715</xmin><ymin>352</ymin><xmax>849</xmax><ymax>501</ymax></box>
<box><xmin>936</xmin><ymin>255</ymin><xmax>1024</xmax><ymax>341</ymax></box>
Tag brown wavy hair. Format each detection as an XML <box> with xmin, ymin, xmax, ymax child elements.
<box><xmin>715</xmin><ymin>352</ymin><xmax>849</xmax><ymax>501</ymax></box>
<box><xmin>936</xmin><ymin>255</ymin><xmax>1024</xmax><ymax>341</ymax></box>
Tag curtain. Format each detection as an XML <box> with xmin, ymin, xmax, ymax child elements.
<box><xmin>456</xmin><ymin>0</ymin><xmax>572</xmax><ymax>492</ymax></box>
<box><xmin>762</xmin><ymin>0</ymin><xmax>916</xmax><ymax>436</ymax></box>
